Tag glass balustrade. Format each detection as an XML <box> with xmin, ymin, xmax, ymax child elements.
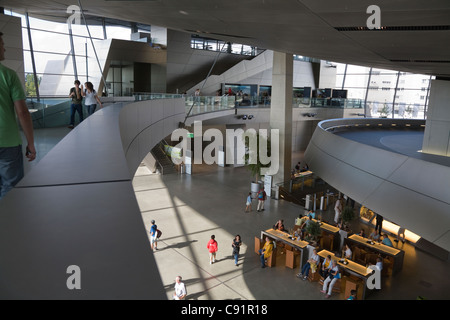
<box><xmin>28</xmin><ymin>93</ymin><xmax>421</xmax><ymax>129</ymax></box>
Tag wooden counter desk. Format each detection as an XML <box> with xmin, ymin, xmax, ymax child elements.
<box><xmin>318</xmin><ymin>249</ymin><xmax>373</xmax><ymax>300</ymax></box>
<box><xmin>261</xmin><ymin>229</ymin><xmax>310</xmax><ymax>270</ymax></box>
<box><xmin>345</xmin><ymin>234</ymin><xmax>404</xmax><ymax>274</ymax></box>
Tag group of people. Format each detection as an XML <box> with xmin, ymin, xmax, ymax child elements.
<box><xmin>150</xmin><ymin>219</ymin><xmax>243</xmax><ymax>300</ymax></box>
<box><xmin>245</xmin><ymin>187</ymin><xmax>267</xmax><ymax>212</ymax></box>
<box><xmin>0</xmin><ymin>31</ymin><xmax>104</xmax><ymax>200</ymax></box>
<box><xmin>68</xmin><ymin>80</ymin><xmax>103</xmax><ymax>129</ymax></box>
<box><xmin>296</xmin><ymin>249</ymin><xmax>342</xmax><ymax>299</ymax></box>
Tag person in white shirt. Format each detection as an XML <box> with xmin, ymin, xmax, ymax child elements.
<box><xmin>343</xmin><ymin>244</ymin><xmax>352</xmax><ymax>260</ymax></box>
<box><xmin>297</xmin><ymin>249</ymin><xmax>320</xmax><ymax>280</ymax></box>
<box><xmin>321</xmin><ymin>260</ymin><xmax>341</xmax><ymax>298</ymax></box>
<box><xmin>173</xmin><ymin>276</ymin><xmax>186</xmax><ymax>300</ymax></box>
<box><xmin>334</xmin><ymin>197</ymin><xmax>342</xmax><ymax>224</ymax></box>
<box><xmin>82</xmin><ymin>81</ymin><xmax>103</xmax><ymax>116</ymax></box>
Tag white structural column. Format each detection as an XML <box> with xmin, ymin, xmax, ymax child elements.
<box><xmin>422</xmin><ymin>79</ymin><xmax>450</xmax><ymax>157</ymax></box>
<box><xmin>270</xmin><ymin>51</ymin><xmax>293</xmax><ymax>184</ymax></box>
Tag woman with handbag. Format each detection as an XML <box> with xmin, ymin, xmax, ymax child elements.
<box><xmin>321</xmin><ymin>259</ymin><xmax>341</xmax><ymax>298</ymax></box>
<box><xmin>232</xmin><ymin>235</ymin><xmax>242</xmax><ymax>266</ymax></box>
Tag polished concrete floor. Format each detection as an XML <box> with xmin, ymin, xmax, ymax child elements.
<box><xmin>23</xmin><ymin>126</ymin><xmax>450</xmax><ymax>300</ymax></box>
<box><xmin>133</xmin><ymin>163</ymin><xmax>450</xmax><ymax>300</ymax></box>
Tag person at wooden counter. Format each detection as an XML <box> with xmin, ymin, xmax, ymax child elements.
<box><xmin>369</xmin><ymin>229</ymin><xmax>381</xmax><ymax>242</ymax></box>
<box><xmin>343</xmin><ymin>244</ymin><xmax>352</xmax><ymax>260</ymax></box>
<box><xmin>319</xmin><ymin>254</ymin><xmax>333</xmax><ymax>279</ymax></box>
<box><xmin>306</xmin><ymin>209</ymin><xmax>316</xmax><ymax>219</ymax></box>
<box><xmin>321</xmin><ymin>260</ymin><xmax>341</xmax><ymax>299</ymax></box>
<box><xmin>273</xmin><ymin>219</ymin><xmax>288</xmax><ymax>233</ymax></box>
<box><xmin>368</xmin><ymin>256</ymin><xmax>383</xmax><ymax>272</ymax></box>
<box><xmin>259</xmin><ymin>237</ymin><xmax>274</xmax><ymax>268</ymax></box>
<box><xmin>381</xmin><ymin>234</ymin><xmax>394</xmax><ymax>247</ymax></box>
<box><xmin>296</xmin><ymin>248</ymin><xmax>320</xmax><ymax>280</ymax></box>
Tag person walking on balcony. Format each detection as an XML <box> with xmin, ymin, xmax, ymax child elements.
<box><xmin>0</xmin><ymin>32</ymin><xmax>36</xmax><ymax>200</ymax></box>
<box><xmin>68</xmin><ymin>80</ymin><xmax>84</xmax><ymax>129</ymax></box>
<box><xmin>194</xmin><ymin>88</ymin><xmax>201</xmax><ymax>106</ymax></box>
<box><xmin>82</xmin><ymin>81</ymin><xmax>102</xmax><ymax>116</ymax></box>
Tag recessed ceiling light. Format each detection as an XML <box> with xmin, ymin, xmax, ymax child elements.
<box><xmin>179</xmin><ymin>10</ymin><xmax>189</xmax><ymax>15</ymax></box>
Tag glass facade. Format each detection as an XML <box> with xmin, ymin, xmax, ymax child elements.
<box><xmin>190</xmin><ymin>35</ymin><xmax>262</xmax><ymax>56</ymax></box>
<box><xmin>335</xmin><ymin>62</ymin><xmax>434</xmax><ymax>119</ymax></box>
<box><xmin>4</xmin><ymin>9</ymin><xmax>146</xmax><ymax>98</ymax></box>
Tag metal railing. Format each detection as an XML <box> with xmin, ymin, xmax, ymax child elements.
<box><xmin>26</xmin><ymin>94</ymin><xmax>427</xmax><ymax>129</ymax></box>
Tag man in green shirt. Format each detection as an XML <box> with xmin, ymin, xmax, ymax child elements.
<box><xmin>0</xmin><ymin>32</ymin><xmax>36</xmax><ymax>200</ymax></box>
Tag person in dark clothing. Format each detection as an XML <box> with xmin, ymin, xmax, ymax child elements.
<box><xmin>375</xmin><ymin>214</ymin><xmax>383</xmax><ymax>234</ymax></box>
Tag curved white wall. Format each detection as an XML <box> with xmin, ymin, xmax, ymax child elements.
<box><xmin>305</xmin><ymin>118</ymin><xmax>450</xmax><ymax>252</ymax></box>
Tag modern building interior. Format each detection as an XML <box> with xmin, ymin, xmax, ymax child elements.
<box><xmin>0</xmin><ymin>1</ymin><xmax>449</xmax><ymax>300</ymax></box>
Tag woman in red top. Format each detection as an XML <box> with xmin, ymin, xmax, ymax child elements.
<box><xmin>207</xmin><ymin>235</ymin><xmax>218</xmax><ymax>264</ymax></box>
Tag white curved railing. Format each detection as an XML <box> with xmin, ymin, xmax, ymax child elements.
<box><xmin>304</xmin><ymin>118</ymin><xmax>450</xmax><ymax>252</ymax></box>
<box><xmin>0</xmin><ymin>98</ymin><xmax>185</xmax><ymax>299</ymax></box>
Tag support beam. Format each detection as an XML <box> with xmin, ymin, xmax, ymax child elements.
<box><xmin>270</xmin><ymin>51</ymin><xmax>293</xmax><ymax>184</ymax></box>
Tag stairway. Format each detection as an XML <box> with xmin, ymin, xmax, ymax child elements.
<box><xmin>150</xmin><ymin>141</ymin><xmax>177</xmax><ymax>175</ymax></box>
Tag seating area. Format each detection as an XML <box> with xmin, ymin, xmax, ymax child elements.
<box><xmin>255</xmin><ymin>217</ymin><xmax>400</xmax><ymax>300</ymax></box>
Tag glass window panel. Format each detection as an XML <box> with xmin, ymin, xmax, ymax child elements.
<box><xmin>367</xmin><ymin>86</ymin><xmax>395</xmax><ymax>118</ymax></box>
<box><xmin>22</xmin><ymin>50</ymin><xmax>33</xmax><ymax>74</ymax></box>
<box><xmin>343</xmin><ymin>74</ymin><xmax>370</xmax><ymax>89</ymax></box>
<box><xmin>28</xmin><ymin>16</ymin><xmax>68</xmax><ymax>34</ymax></box>
<box><xmin>345</xmin><ymin>88</ymin><xmax>367</xmax><ymax>100</ymax></box>
<box><xmin>335</xmin><ymin>74</ymin><xmax>344</xmax><ymax>89</ymax></box>
<box><xmin>70</xmin><ymin>24</ymin><xmax>105</xmax><ymax>40</ymax></box>
<box><xmin>345</xmin><ymin>64</ymin><xmax>370</xmax><ymax>74</ymax></box>
<box><xmin>30</xmin><ymin>29</ymin><xmax>71</xmax><ymax>55</ymax></box>
<box><xmin>105</xmin><ymin>26</ymin><xmax>131</xmax><ymax>40</ymax></box>
<box><xmin>371</xmin><ymin>67</ymin><xmax>397</xmax><ymax>75</ymax></box>
<box><xmin>334</xmin><ymin>62</ymin><xmax>347</xmax><ymax>75</ymax></box>
<box><xmin>21</xmin><ymin>27</ymin><xmax>30</xmax><ymax>51</ymax></box>
<box><xmin>30</xmin><ymin>51</ymin><xmax>75</xmax><ymax>75</ymax></box>
<box><xmin>397</xmin><ymin>73</ymin><xmax>431</xmax><ymax>90</ymax></box>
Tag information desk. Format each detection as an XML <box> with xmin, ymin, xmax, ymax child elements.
<box><xmin>261</xmin><ymin>229</ymin><xmax>309</xmax><ymax>270</ymax></box>
<box><xmin>318</xmin><ymin>250</ymin><xmax>373</xmax><ymax>300</ymax></box>
<box><xmin>345</xmin><ymin>234</ymin><xmax>404</xmax><ymax>274</ymax></box>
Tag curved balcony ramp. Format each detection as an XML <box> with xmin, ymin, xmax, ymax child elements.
<box><xmin>304</xmin><ymin>118</ymin><xmax>450</xmax><ymax>253</ymax></box>
<box><xmin>0</xmin><ymin>98</ymin><xmax>185</xmax><ymax>299</ymax></box>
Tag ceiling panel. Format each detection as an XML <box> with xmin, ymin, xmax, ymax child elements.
<box><xmin>2</xmin><ymin>0</ymin><xmax>450</xmax><ymax>76</ymax></box>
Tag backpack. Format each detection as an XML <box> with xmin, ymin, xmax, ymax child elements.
<box><xmin>156</xmin><ymin>229</ymin><xmax>162</xmax><ymax>239</ymax></box>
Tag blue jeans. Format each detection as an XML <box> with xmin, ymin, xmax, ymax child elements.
<box><xmin>301</xmin><ymin>262</ymin><xmax>311</xmax><ymax>277</ymax></box>
<box><xmin>0</xmin><ymin>145</ymin><xmax>24</xmax><ymax>200</ymax></box>
<box><xmin>259</xmin><ymin>249</ymin><xmax>266</xmax><ymax>267</ymax></box>
<box><xmin>234</xmin><ymin>253</ymin><xmax>239</xmax><ymax>265</ymax></box>
<box><xmin>70</xmin><ymin>103</ymin><xmax>84</xmax><ymax>125</ymax></box>
<box><xmin>86</xmin><ymin>104</ymin><xmax>97</xmax><ymax>116</ymax></box>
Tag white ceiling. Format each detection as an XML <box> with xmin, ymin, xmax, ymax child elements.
<box><xmin>3</xmin><ymin>0</ymin><xmax>450</xmax><ymax>76</ymax></box>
